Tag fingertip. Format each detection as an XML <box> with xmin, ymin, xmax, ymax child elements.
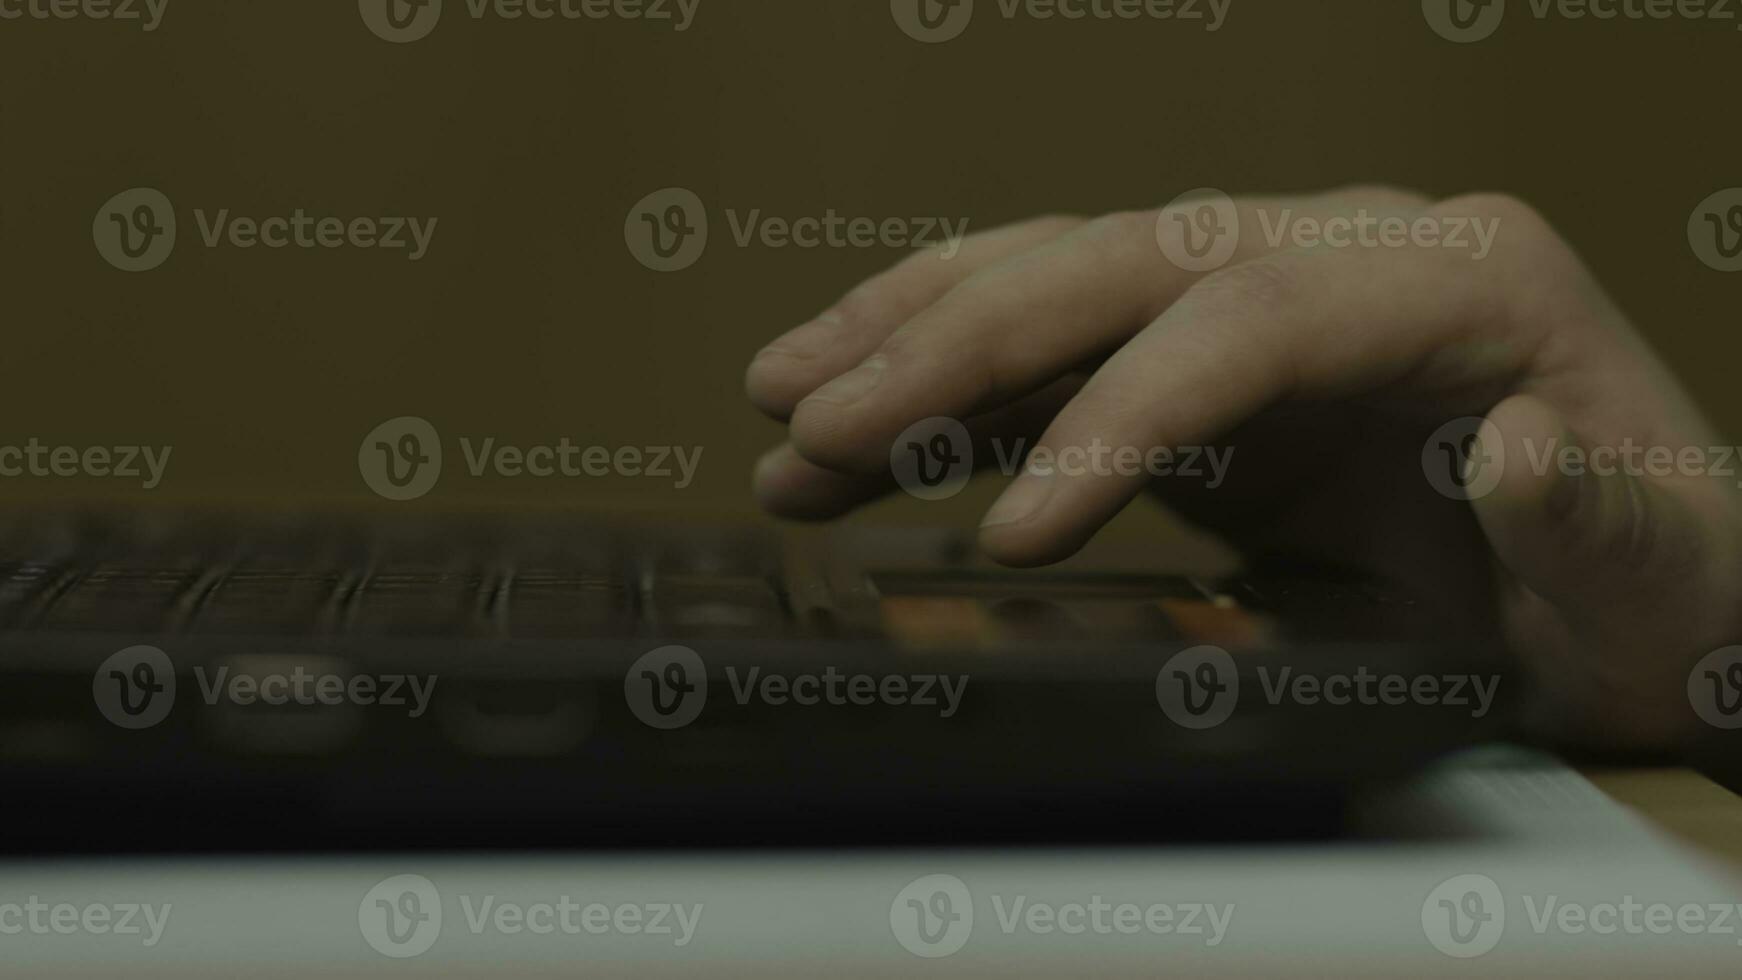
<box><xmin>744</xmin><ymin>314</ymin><xmax>853</xmax><ymax>421</ymax></box>
<box><xmin>977</xmin><ymin>468</ymin><xmax>1138</xmax><ymax>568</ymax></box>
<box><xmin>744</xmin><ymin>352</ymin><xmax>807</xmax><ymax>421</ymax></box>
<box><xmin>787</xmin><ymin>397</ymin><xmax>876</xmax><ymax>474</ymax></box>
<box><xmin>750</xmin><ymin>444</ymin><xmax>880</xmax><ymax>521</ymax></box>
<box><xmin>750</xmin><ymin>443</ymin><xmax>789</xmax><ymax>494</ymax></box>
<box><xmin>749</xmin><ymin>445</ymin><xmax>811</xmax><ymax>517</ymax></box>
<box><xmin>977</xmin><ymin>482</ymin><xmax>1084</xmax><ymax>566</ymax></box>
<box><xmin>977</xmin><ymin>522</ymin><xmax>1084</xmax><ymax>568</ymax></box>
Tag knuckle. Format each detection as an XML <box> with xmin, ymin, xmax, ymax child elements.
<box><xmin>1438</xmin><ymin>191</ymin><xmax>1539</xmax><ymax>223</ymax></box>
<box><xmin>1080</xmin><ymin>209</ymin><xmax>1164</xmax><ymax>256</ymax></box>
<box><xmin>1436</xmin><ymin>192</ymin><xmax>1562</xmax><ymax>255</ymax></box>
<box><xmin>1434</xmin><ymin>192</ymin><xmax>1597</xmax><ymax>323</ymax></box>
<box><xmin>1075</xmin><ymin>209</ymin><xmax>1177</xmax><ymax>289</ymax></box>
<box><xmin>1085</xmin><ymin>208</ymin><xmax>1156</xmax><ymax>238</ymax></box>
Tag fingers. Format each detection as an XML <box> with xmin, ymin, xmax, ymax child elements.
<box><xmin>745</xmin><ymin>215</ymin><xmax>1084</xmax><ymax>421</ymax></box>
<box><xmin>780</xmin><ymin>189</ymin><xmax>1431</xmax><ymax>475</ymax></box>
<box><xmin>978</xmin><ymin>229</ymin><xmax>1533</xmax><ymax>567</ymax></box>
<box><xmin>784</xmin><ymin>211</ymin><xmax>1196</xmax><ymax>474</ymax></box>
<box><xmin>754</xmin><ymin>375</ymin><xmax>1086</xmax><ymax>521</ymax></box>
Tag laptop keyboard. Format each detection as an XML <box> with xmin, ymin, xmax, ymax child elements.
<box><xmin>0</xmin><ymin>513</ymin><xmax>788</xmax><ymax>639</ymax></box>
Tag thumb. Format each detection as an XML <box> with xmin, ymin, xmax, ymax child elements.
<box><xmin>1467</xmin><ymin>393</ymin><xmax>1692</xmax><ymax>617</ymax></box>
<box><xmin>1462</xmin><ymin>393</ymin><xmax>1725</xmax><ymax>745</ymax></box>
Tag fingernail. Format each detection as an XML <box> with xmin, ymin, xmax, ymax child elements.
<box><xmin>757</xmin><ymin>312</ymin><xmax>843</xmax><ymax>361</ymax></box>
<box><xmin>981</xmin><ymin>474</ymin><xmax>1054</xmax><ymax>528</ymax></box>
<box><xmin>805</xmin><ymin>354</ymin><xmax>886</xmax><ymax>407</ymax></box>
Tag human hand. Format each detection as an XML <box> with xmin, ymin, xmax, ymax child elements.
<box><xmin>745</xmin><ymin>187</ymin><xmax>1742</xmax><ymax>746</ymax></box>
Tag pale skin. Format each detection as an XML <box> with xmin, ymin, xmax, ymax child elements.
<box><xmin>744</xmin><ymin>187</ymin><xmax>1742</xmax><ymax>749</ymax></box>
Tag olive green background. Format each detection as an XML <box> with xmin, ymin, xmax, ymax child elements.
<box><xmin>1</xmin><ymin>0</ymin><xmax>1737</xmax><ymax>530</ymax></box>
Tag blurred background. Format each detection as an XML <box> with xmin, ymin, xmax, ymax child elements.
<box><xmin>1</xmin><ymin>0</ymin><xmax>1736</xmax><ymax>531</ymax></box>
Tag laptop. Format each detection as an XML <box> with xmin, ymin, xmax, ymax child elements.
<box><xmin>0</xmin><ymin>507</ymin><xmax>1514</xmax><ymax>851</ymax></box>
